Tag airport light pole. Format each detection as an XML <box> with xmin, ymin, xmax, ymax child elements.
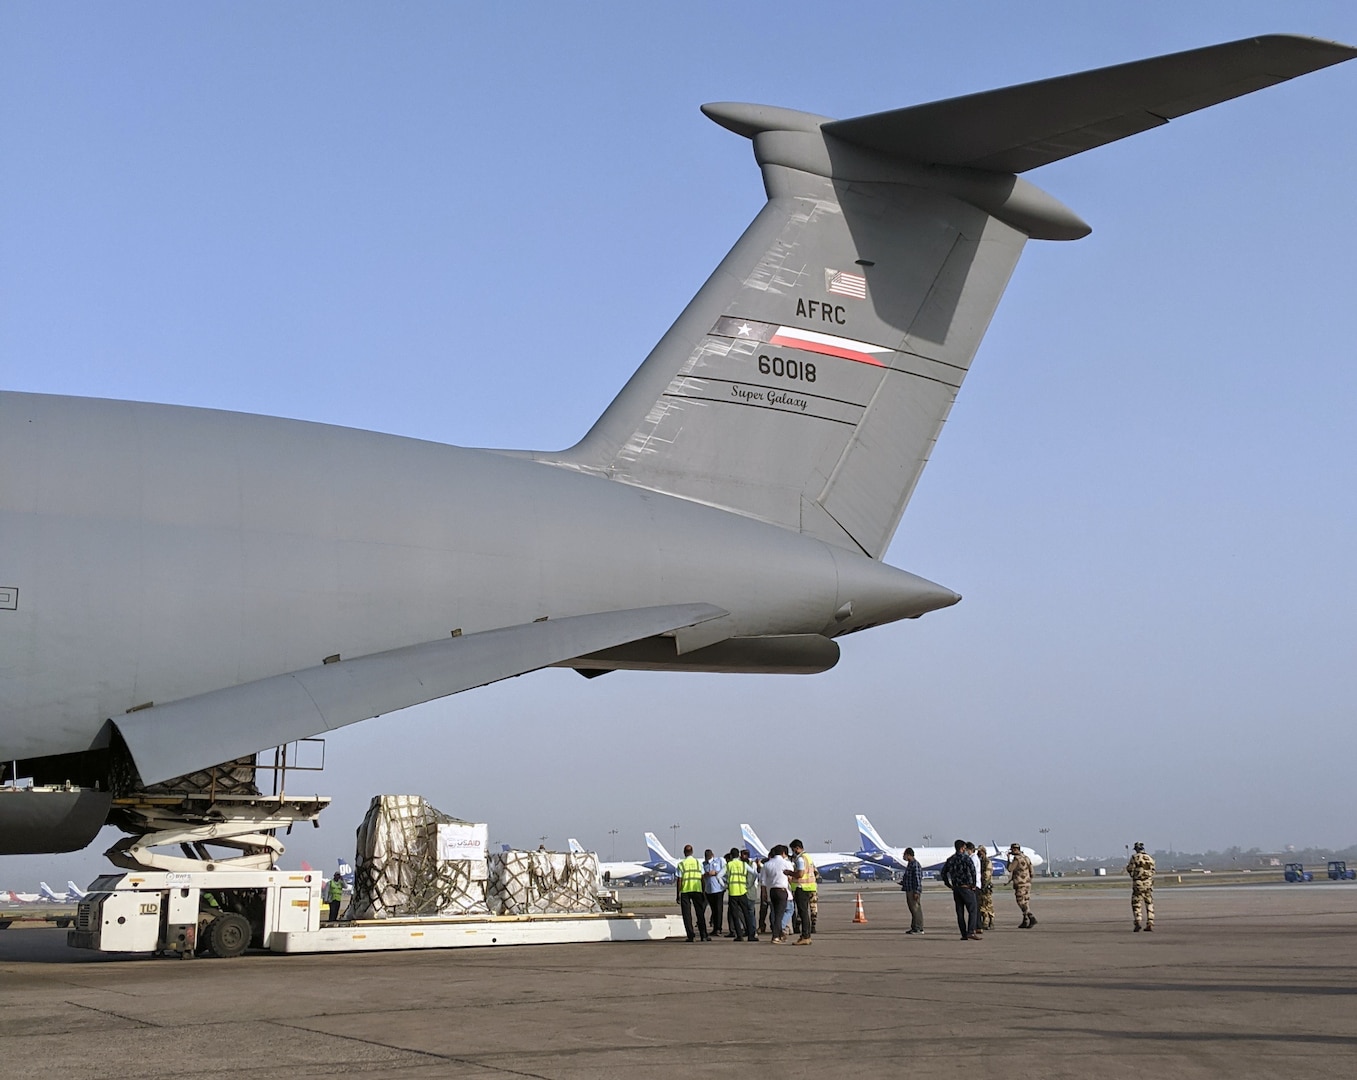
<box><xmin>671</xmin><ymin>823</ymin><xmax>681</xmax><ymax>852</ymax></box>
<box><xmin>608</xmin><ymin>828</ymin><xmax>618</xmax><ymax>861</ymax></box>
<box><xmin>1040</xmin><ymin>828</ymin><xmax>1051</xmax><ymax>875</ymax></box>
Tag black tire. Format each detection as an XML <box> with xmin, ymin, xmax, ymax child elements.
<box><xmin>206</xmin><ymin>912</ymin><xmax>251</xmax><ymax>959</ymax></box>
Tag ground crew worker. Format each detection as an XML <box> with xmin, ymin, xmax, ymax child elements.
<box><xmin>977</xmin><ymin>845</ymin><xmax>994</xmax><ymax>931</ymax></box>
<box><xmin>326</xmin><ymin>871</ymin><xmax>344</xmax><ymax>923</ymax></box>
<box><xmin>788</xmin><ymin>840</ymin><xmax>817</xmax><ymax>945</ymax></box>
<box><xmin>1007</xmin><ymin>843</ymin><xmax>1036</xmax><ymax>927</ymax></box>
<box><xmin>677</xmin><ymin>844</ymin><xmax>709</xmax><ymax>942</ymax></box>
<box><xmin>1126</xmin><ymin>842</ymin><xmax>1156</xmax><ymax>932</ymax></box>
<box><xmin>725</xmin><ymin>847</ymin><xmax>756</xmax><ymax>941</ymax></box>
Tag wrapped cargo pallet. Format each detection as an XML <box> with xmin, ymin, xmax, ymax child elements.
<box><xmin>488</xmin><ymin>850</ymin><xmax>602</xmax><ymax>915</ymax></box>
<box><xmin>350</xmin><ymin>794</ymin><xmax>490</xmax><ymax>918</ymax></box>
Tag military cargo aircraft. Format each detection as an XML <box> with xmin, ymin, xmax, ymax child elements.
<box><xmin>2</xmin><ymin>35</ymin><xmax>1353</xmax><ymax>855</ymax></box>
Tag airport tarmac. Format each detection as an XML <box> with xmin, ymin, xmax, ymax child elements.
<box><xmin>2</xmin><ymin>881</ymin><xmax>1354</xmax><ymax>1078</ymax></box>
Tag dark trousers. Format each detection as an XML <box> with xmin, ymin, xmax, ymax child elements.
<box><xmin>728</xmin><ymin>892</ymin><xmax>754</xmax><ymax>939</ymax></box>
<box><xmin>794</xmin><ymin>889</ymin><xmax>814</xmax><ymax>939</ymax></box>
<box><xmin>953</xmin><ymin>887</ymin><xmax>978</xmax><ymax>938</ymax></box>
<box><xmin>769</xmin><ymin>887</ymin><xmax>789</xmax><ymax>939</ymax></box>
<box><xmin>327</xmin><ymin>899</ymin><xmax>340</xmax><ymax>922</ymax></box>
<box><xmin>758</xmin><ymin>888</ymin><xmax>770</xmax><ymax>933</ymax></box>
<box><xmin>680</xmin><ymin>891</ymin><xmax>709</xmax><ymax>941</ymax></box>
<box><xmin>905</xmin><ymin>891</ymin><xmax>923</xmax><ymax>932</ymax></box>
<box><xmin>707</xmin><ymin>890</ymin><xmax>725</xmax><ymax>935</ymax></box>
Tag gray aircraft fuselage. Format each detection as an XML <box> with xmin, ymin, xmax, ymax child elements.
<box><xmin>0</xmin><ymin>391</ymin><xmax>954</xmax><ymax>763</ymax></box>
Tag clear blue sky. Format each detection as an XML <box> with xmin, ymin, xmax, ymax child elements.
<box><xmin>3</xmin><ymin>2</ymin><xmax>1355</xmax><ymax>885</ymax></box>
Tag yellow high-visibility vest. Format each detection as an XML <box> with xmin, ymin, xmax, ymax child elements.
<box><xmin>678</xmin><ymin>856</ymin><xmax>704</xmax><ymax>893</ymax></box>
<box><xmin>727</xmin><ymin>859</ymin><xmax>748</xmax><ymax>897</ymax></box>
<box><xmin>793</xmin><ymin>852</ymin><xmax>817</xmax><ymax>892</ymax></box>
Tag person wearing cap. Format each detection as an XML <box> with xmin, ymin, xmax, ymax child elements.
<box><xmin>326</xmin><ymin>871</ymin><xmax>345</xmax><ymax>923</ymax></box>
<box><xmin>1007</xmin><ymin>843</ymin><xmax>1037</xmax><ymax>928</ymax></box>
<box><xmin>900</xmin><ymin>847</ymin><xmax>924</xmax><ymax>934</ymax></box>
<box><xmin>1126</xmin><ymin>842</ymin><xmax>1156</xmax><ymax>931</ymax></box>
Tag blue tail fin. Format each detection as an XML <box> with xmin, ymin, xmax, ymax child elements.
<box><xmin>855</xmin><ymin>814</ymin><xmax>891</xmax><ymax>856</ymax></box>
<box><xmin>645</xmin><ymin>831</ymin><xmax>678</xmax><ymax>871</ymax></box>
<box><xmin>740</xmin><ymin>823</ymin><xmax>770</xmax><ymax>858</ymax></box>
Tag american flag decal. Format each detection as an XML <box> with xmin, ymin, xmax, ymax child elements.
<box><xmin>826</xmin><ymin>269</ymin><xmax>868</xmax><ymax>299</ymax></box>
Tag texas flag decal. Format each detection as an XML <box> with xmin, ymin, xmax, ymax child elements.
<box><xmin>710</xmin><ymin>316</ymin><xmax>892</xmax><ymax>368</ymax></box>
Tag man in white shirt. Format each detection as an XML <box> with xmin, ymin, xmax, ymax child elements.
<box><xmin>966</xmin><ymin>842</ymin><xmax>984</xmax><ymax>938</ymax></box>
<box><xmin>760</xmin><ymin>845</ymin><xmax>792</xmax><ymax>943</ymax></box>
<box><xmin>702</xmin><ymin>849</ymin><xmax>728</xmax><ymax>937</ymax></box>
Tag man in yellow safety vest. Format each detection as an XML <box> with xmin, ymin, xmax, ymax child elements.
<box><xmin>725</xmin><ymin>847</ymin><xmax>757</xmax><ymax>941</ymax></box>
<box><xmin>788</xmin><ymin>840</ymin><xmax>817</xmax><ymax>945</ymax></box>
<box><xmin>325</xmin><ymin>871</ymin><xmax>345</xmax><ymax>923</ymax></box>
<box><xmin>676</xmin><ymin>844</ymin><xmax>709</xmax><ymax>942</ymax></box>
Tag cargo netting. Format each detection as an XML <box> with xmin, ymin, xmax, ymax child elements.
<box><xmin>141</xmin><ymin>755</ymin><xmax>260</xmax><ymax>797</ymax></box>
<box><xmin>350</xmin><ymin>795</ymin><xmax>489</xmax><ymax>918</ymax></box>
<box><xmin>488</xmin><ymin>850</ymin><xmax>602</xmax><ymax>915</ymax></box>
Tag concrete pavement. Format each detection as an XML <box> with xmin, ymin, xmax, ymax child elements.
<box><xmin>2</xmin><ymin>882</ymin><xmax>1354</xmax><ymax>1078</ymax></box>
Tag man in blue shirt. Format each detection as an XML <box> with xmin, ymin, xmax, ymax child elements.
<box><xmin>939</xmin><ymin>839</ymin><xmax>980</xmax><ymax>940</ymax></box>
<box><xmin>703</xmin><ymin>848</ymin><xmax>728</xmax><ymax>937</ymax></box>
<box><xmin>900</xmin><ymin>847</ymin><xmax>924</xmax><ymax>934</ymax></box>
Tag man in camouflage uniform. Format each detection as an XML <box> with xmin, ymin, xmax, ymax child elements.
<box><xmin>1126</xmin><ymin>842</ymin><xmax>1156</xmax><ymax>931</ymax></box>
<box><xmin>977</xmin><ymin>845</ymin><xmax>995</xmax><ymax>931</ymax></box>
<box><xmin>1007</xmin><ymin>843</ymin><xmax>1037</xmax><ymax>927</ymax></box>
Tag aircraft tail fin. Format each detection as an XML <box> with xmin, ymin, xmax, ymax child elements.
<box><xmin>855</xmin><ymin>814</ymin><xmax>891</xmax><ymax>856</ymax></box>
<box><xmin>567</xmin><ymin>838</ymin><xmax>586</xmax><ymax>854</ymax></box>
<box><xmin>740</xmin><ymin>823</ymin><xmax>770</xmax><ymax>859</ymax></box>
<box><xmin>544</xmin><ymin>35</ymin><xmax>1355</xmax><ymax>560</ymax></box>
<box><xmin>38</xmin><ymin>881</ymin><xmax>60</xmax><ymax>901</ymax></box>
<box><xmin>644</xmin><ymin>831</ymin><xmax>678</xmax><ymax>871</ymax></box>
<box><xmin>66</xmin><ymin>880</ymin><xmax>86</xmax><ymax>899</ymax></box>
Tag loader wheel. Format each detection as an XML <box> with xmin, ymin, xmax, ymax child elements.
<box><xmin>206</xmin><ymin>912</ymin><xmax>251</xmax><ymax>959</ymax></box>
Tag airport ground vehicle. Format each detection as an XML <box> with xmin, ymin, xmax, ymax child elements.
<box><xmin>1327</xmin><ymin>861</ymin><xmax>1355</xmax><ymax>881</ymax></box>
<box><xmin>69</xmin><ymin>868</ymin><xmax>323</xmax><ymax>957</ymax></box>
<box><xmin>1283</xmin><ymin>863</ymin><xmax>1313</xmax><ymax>883</ymax></box>
<box><xmin>68</xmin><ymin>869</ymin><xmax>680</xmax><ymax>958</ymax></box>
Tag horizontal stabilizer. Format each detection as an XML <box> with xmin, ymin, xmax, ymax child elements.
<box><xmin>116</xmin><ymin>603</ymin><xmax>726</xmax><ymax>785</ymax></box>
<box><xmin>823</xmin><ymin>34</ymin><xmax>1357</xmax><ymax>173</ymax></box>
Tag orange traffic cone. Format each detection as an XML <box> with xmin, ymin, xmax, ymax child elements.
<box><xmin>852</xmin><ymin>893</ymin><xmax>868</xmax><ymax>923</ymax></box>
